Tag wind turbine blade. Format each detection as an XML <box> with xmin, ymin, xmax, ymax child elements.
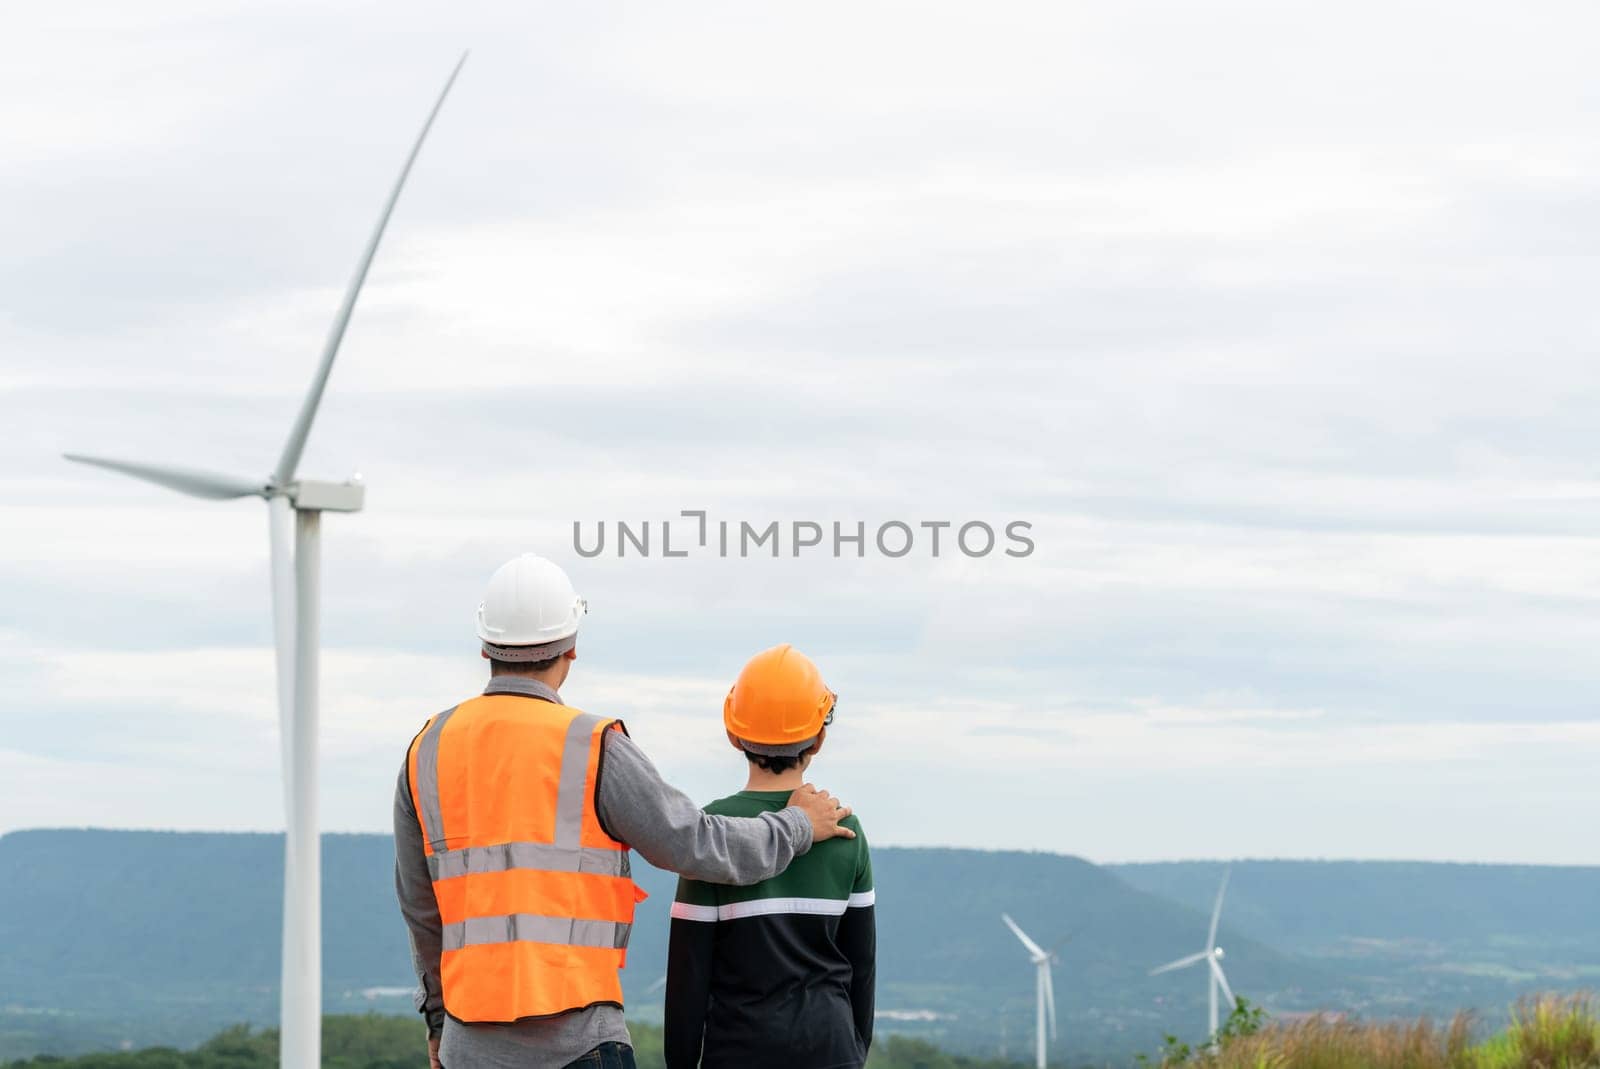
<box><xmin>1150</xmin><ymin>950</ymin><xmax>1209</xmax><ymax>976</ymax></box>
<box><xmin>1002</xmin><ymin>913</ymin><xmax>1048</xmax><ymax>960</ymax></box>
<box><xmin>271</xmin><ymin>51</ymin><xmax>468</xmax><ymax>488</ymax></box>
<box><xmin>64</xmin><ymin>454</ymin><xmax>264</xmax><ymax>500</ymax></box>
<box><xmin>1210</xmin><ymin>957</ymin><xmax>1237</xmax><ymax>1010</ymax></box>
<box><xmin>1207</xmin><ymin>867</ymin><xmax>1231</xmax><ymax>950</ymax></box>
<box><xmin>1043</xmin><ymin>963</ymin><xmax>1058</xmax><ymax>1040</ymax></box>
<box><xmin>1049</xmin><ymin>924</ymin><xmax>1085</xmax><ymax>957</ymax></box>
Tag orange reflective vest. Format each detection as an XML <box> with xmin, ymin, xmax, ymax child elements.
<box><xmin>407</xmin><ymin>686</ymin><xmax>642</xmax><ymax>1022</ymax></box>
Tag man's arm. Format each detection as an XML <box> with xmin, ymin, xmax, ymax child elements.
<box><xmin>663</xmin><ymin>878</ymin><xmax>718</xmax><ymax>1069</ymax></box>
<box><xmin>393</xmin><ymin>760</ymin><xmax>446</xmax><ymax>1041</ymax></box>
<box><xmin>838</xmin><ymin>824</ymin><xmax>876</xmax><ymax>1053</ymax></box>
<box><xmin>597</xmin><ymin>730</ymin><xmax>850</xmax><ymax>885</ymax></box>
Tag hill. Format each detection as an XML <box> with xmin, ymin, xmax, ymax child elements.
<box><xmin>1112</xmin><ymin>860</ymin><xmax>1600</xmax><ymax>1019</ymax></box>
<box><xmin>0</xmin><ymin>830</ymin><xmax>1302</xmax><ymax>1063</ymax></box>
<box><xmin>626</xmin><ymin>845</ymin><xmax>1319</xmax><ymax>1054</ymax></box>
<box><xmin>3</xmin><ymin>832</ymin><xmax>1594</xmax><ymax>1062</ymax></box>
<box><xmin>1112</xmin><ymin>861</ymin><xmax>1600</xmax><ymax>952</ymax></box>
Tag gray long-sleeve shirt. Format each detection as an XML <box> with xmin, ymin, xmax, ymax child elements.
<box><xmin>394</xmin><ymin>677</ymin><xmax>814</xmax><ymax>1067</ymax></box>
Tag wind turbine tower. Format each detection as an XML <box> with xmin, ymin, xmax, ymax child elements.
<box><xmin>1002</xmin><ymin>913</ymin><xmax>1059</xmax><ymax>1069</ymax></box>
<box><xmin>1150</xmin><ymin>868</ymin><xmax>1239</xmax><ymax>1040</ymax></box>
<box><xmin>63</xmin><ymin>54</ymin><xmax>468</xmax><ymax>1069</ymax></box>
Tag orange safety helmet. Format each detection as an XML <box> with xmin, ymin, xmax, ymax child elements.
<box><xmin>724</xmin><ymin>644</ymin><xmax>836</xmax><ymax>750</ymax></box>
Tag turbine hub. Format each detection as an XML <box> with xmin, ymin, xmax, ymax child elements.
<box><xmin>1214</xmin><ymin>946</ymin><xmax>1226</xmax><ymax>959</ymax></box>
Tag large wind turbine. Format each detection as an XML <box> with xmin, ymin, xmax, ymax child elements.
<box><xmin>1002</xmin><ymin>913</ymin><xmax>1059</xmax><ymax>1069</ymax></box>
<box><xmin>1150</xmin><ymin>867</ymin><xmax>1238</xmax><ymax>1041</ymax></box>
<box><xmin>63</xmin><ymin>54</ymin><xmax>467</xmax><ymax>1069</ymax></box>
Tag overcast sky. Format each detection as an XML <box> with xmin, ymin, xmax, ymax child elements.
<box><xmin>5</xmin><ymin>1</ymin><xmax>1600</xmax><ymax>864</ymax></box>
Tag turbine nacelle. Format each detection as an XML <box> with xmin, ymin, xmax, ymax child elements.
<box><xmin>287</xmin><ymin>478</ymin><xmax>365</xmax><ymax>513</ymax></box>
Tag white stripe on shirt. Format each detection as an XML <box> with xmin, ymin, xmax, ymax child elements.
<box><xmin>670</xmin><ymin>890</ymin><xmax>875</xmax><ymax>923</ymax></box>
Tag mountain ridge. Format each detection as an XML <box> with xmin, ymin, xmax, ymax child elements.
<box><xmin>3</xmin><ymin>830</ymin><xmax>1592</xmax><ymax>1062</ymax></box>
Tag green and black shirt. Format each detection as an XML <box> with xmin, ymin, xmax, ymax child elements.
<box><xmin>664</xmin><ymin>790</ymin><xmax>875</xmax><ymax>1069</ymax></box>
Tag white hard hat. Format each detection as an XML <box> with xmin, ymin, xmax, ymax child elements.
<box><xmin>476</xmin><ymin>554</ymin><xmax>587</xmax><ymax>654</ymax></box>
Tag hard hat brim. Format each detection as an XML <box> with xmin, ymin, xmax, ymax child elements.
<box><xmin>482</xmin><ymin>633</ymin><xmax>577</xmax><ymax>662</ymax></box>
<box><xmin>738</xmin><ymin>733</ymin><xmax>821</xmax><ymax>757</ymax></box>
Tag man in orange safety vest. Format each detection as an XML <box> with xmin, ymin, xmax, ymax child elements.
<box><xmin>395</xmin><ymin>554</ymin><xmax>855</xmax><ymax>1069</ymax></box>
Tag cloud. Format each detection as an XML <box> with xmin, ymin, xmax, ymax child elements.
<box><xmin>5</xmin><ymin>632</ymin><xmax>1598</xmax><ymax>861</ymax></box>
<box><xmin>5</xmin><ymin>1</ymin><xmax>1600</xmax><ymax>861</ymax></box>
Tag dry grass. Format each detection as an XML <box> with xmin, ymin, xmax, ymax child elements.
<box><xmin>1186</xmin><ymin>1012</ymin><xmax>1478</xmax><ymax>1069</ymax></box>
<box><xmin>1175</xmin><ymin>995</ymin><xmax>1600</xmax><ymax>1069</ymax></box>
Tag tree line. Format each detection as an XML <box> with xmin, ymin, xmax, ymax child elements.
<box><xmin>1</xmin><ymin>1016</ymin><xmax>1024</xmax><ymax>1069</ymax></box>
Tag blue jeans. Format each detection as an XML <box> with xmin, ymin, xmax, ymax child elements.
<box><xmin>563</xmin><ymin>1043</ymin><xmax>636</xmax><ymax>1069</ymax></box>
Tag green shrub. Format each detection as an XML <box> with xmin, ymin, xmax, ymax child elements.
<box><xmin>1502</xmin><ymin>995</ymin><xmax>1600</xmax><ymax>1069</ymax></box>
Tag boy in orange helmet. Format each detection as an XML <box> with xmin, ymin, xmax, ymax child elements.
<box><xmin>664</xmin><ymin>645</ymin><xmax>876</xmax><ymax>1069</ymax></box>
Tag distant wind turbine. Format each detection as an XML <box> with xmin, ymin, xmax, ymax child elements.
<box><xmin>1150</xmin><ymin>867</ymin><xmax>1238</xmax><ymax>1041</ymax></box>
<box><xmin>1002</xmin><ymin>913</ymin><xmax>1059</xmax><ymax>1069</ymax></box>
<box><xmin>63</xmin><ymin>53</ymin><xmax>468</xmax><ymax>1069</ymax></box>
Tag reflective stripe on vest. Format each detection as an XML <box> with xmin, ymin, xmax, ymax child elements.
<box><xmin>412</xmin><ymin>705</ymin><xmax>457</xmax><ymax>852</ymax></box>
<box><xmin>427</xmin><ymin>840</ymin><xmax>630</xmax><ymax>881</ymax></box>
<box><xmin>441</xmin><ymin>914</ymin><xmax>632</xmax><ymax>952</ymax></box>
<box><xmin>407</xmin><ymin>692</ymin><xmax>639</xmax><ymax>1023</ymax></box>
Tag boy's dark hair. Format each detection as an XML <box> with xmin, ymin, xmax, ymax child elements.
<box><xmin>743</xmin><ymin>749</ymin><xmax>803</xmax><ymax>773</ymax></box>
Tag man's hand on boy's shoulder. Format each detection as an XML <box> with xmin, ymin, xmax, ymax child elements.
<box><xmin>787</xmin><ymin>783</ymin><xmax>856</xmax><ymax>843</ymax></box>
